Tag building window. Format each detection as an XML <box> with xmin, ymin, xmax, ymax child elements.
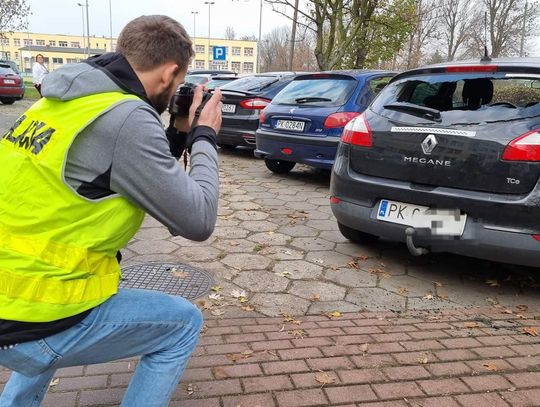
<box><xmin>0</xmin><ymin>38</ymin><xmax>9</xmax><ymax>46</ymax></box>
<box><xmin>231</xmin><ymin>61</ymin><xmax>241</xmax><ymax>72</ymax></box>
<box><xmin>67</xmin><ymin>58</ymin><xmax>79</xmax><ymax>64</ymax></box>
<box><xmin>23</xmin><ymin>39</ymin><xmax>33</xmax><ymax>46</ymax></box>
<box><xmin>208</xmin><ymin>46</ymin><xmax>213</xmax><ymax>56</ymax></box>
<box><xmin>243</xmin><ymin>62</ymin><xmax>254</xmax><ymax>73</ymax></box>
<box><xmin>70</xmin><ymin>42</ymin><xmax>80</xmax><ymax>48</ymax></box>
<box><xmin>49</xmin><ymin>40</ymin><xmax>56</xmax><ymax>46</ymax></box>
<box><xmin>195</xmin><ymin>59</ymin><xmax>205</xmax><ymax>69</ymax></box>
<box><xmin>36</xmin><ymin>39</ymin><xmax>45</xmax><ymax>46</ymax></box>
<box><xmin>244</xmin><ymin>47</ymin><xmax>254</xmax><ymax>57</ymax></box>
<box><xmin>14</xmin><ymin>52</ymin><xmax>19</xmax><ymax>59</ymax></box>
<box><xmin>59</xmin><ymin>41</ymin><xmax>68</xmax><ymax>47</ymax></box>
<box><xmin>52</xmin><ymin>57</ymin><xmax>63</xmax><ymax>64</ymax></box>
<box><xmin>13</xmin><ymin>38</ymin><xmax>20</xmax><ymax>47</ymax></box>
<box><xmin>232</xmin><ymin>47</ymin><xmax>241</xmax><ymax>56</ymax></box>
<box><xmin>195</xmin><ymin>44</ymin><xmax>205</xmax><ymax>54</ymax></box>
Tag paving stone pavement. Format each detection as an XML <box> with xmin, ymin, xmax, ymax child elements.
<box><xmin>2</xmin><ymin>103</ymin><xmax>540</xmax><ymax>406</ymax></box>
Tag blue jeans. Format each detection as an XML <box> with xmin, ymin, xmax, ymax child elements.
<box><xmin>0</xmin><ymin>289</ymin><xmax>204</xmax><ymax>407</ymax></box>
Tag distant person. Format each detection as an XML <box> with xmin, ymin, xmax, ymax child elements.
<box><xmin>32</xmin><ymin>53</ymin><xmax>48</xmax><ymax>96</ymax></box>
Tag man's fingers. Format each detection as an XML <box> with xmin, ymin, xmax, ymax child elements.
<box><xmin>192</xmin><ymin>85</ymin><xmax>204</xmax><ymax>107</ymax></box>
<box><xmin>206</xmin><ymin>88</ymin><xmax>222</xmax><ymax>108</ymax></box>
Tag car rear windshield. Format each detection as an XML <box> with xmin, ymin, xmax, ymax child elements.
<box><xmin>371</xmin><ymin>72</ymin><xmax>540</xmax><ymax>125</ymax></box>
<box><xmin>0</xmin><ymin>67</ymin><xmax>14</xmax><ymax>75</ymax></box>
<box><xmin>221</xmin><ymin>75</ymin><xmax>281</xmax><ymax>92</ymax></box>
<box><xmin>185</xmin><ymin>75</ymin><xmax>208</xmax><ymax>85</ymax></box>
<box><xmin>206</xmin><ymin>78</ymin><xmax>237</xmax><ymax>89</ymax></box>
<box><xmin>272</xmin><ymin>76</ymin><xmax>357</xmax><ymax>107</ymax></box>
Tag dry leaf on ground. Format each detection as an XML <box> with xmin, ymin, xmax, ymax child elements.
<box><xmin>211</xmin><ymin>309</ymin><xmax>225</xmax><ymax>317</ymax></box>
<box><xmin>214</xmin><ymin>367</ymin><xmax>230</xmax><ymax>379</ymax></box>
<box><xmin>288</xmin><ymin>329</ymin><xmax>308</xmax><ymax>339</ymax></box>
<box><xmin>241</xmin><ymin>305</ymin><xmax>255</xmax><ymax>312</ymax></box>
<box><xmin>49</xmin><ymin>378</ymin><xmax>59</xmax><ymax>387</ymax></box>
<box><xmin>226</xmin><ymin>350</ymin><xmax>254</xmax><ymax>362</ymax></box>
<box><xmin>172</xmin><ymin>270</ymin><xmax>189</xmax><ymax>278</ymax></box>
<box><xmin>485</xmin><ymin>279</ymin><xmax>500</xmax><ymax>287</ymax></box>
<box><xmin>315</xmin><ymin>371</ymin><xmax>336</xmax><ymax>386</ymax></box>
<box><xmin>398</xmin><ymin>287</ymin><xmax>410</xmax><ymax>295</ymax></box>
<box><xmin>309</xmin><ymin>294</ymin><xmax>321</xmax><ymax>302</ymax></box>
<box><xmin>325</xmin><ymin>311</ymin><xmax>342</xmax><ymax>318</ymax></box>
<box><xmin>359</xmin><ymin>343</ymin><xmax>369</xmax><ymax>353</ymax></box>
<box><xmin>483</xmin><ymin>363</ymin><xmax>498</xmax><ymax>371</ymax></box>
<box><xmin>208</xmin><ymin>293</ymin><xmax>224</xmax><ymax>301</ymax></box>
<box><xmin>211</xmin><ymin>286</ymin><xmax>222</xmax><ymax>292</ymax></box>
<box><xmin>231</xmin><ymin>290</ymin><xmax>247</xmax><ymax>298</ymax></box>
<box><xmin>523</xmin><ymin>326</ymin><xmax>539</xmax><ymax>336</ymax></box>
<box><xmin>347</xmin><ymin>261</ymin><xmax>360</xmax><ymax>270</ymax></box>
<box><xmin>464</xmin><ymin>322</ymin><xmax>478</xmax><ymax>328</ymax></box>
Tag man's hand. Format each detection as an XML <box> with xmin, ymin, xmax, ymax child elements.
<box><xmin>198</xmin><ymin>88</ymin><xmax>223</xmax><ymax>134</ymax></box>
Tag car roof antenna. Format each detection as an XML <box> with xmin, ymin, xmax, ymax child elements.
<box><xmin>481</xmin><ymin>11</ymin><xmax>492</xmax><ymax>62</ymax></box>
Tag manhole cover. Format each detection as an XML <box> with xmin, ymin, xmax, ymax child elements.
<box><xmin>120</xmin><ymin>262</ymin><xmax>214</xmax><ymax>299</ymax></box>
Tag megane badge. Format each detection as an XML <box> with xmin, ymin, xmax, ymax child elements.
<box><xmin>421</xmin><ymin>134</ymin><xmax>438</xmax><ymax>155</ymax></box>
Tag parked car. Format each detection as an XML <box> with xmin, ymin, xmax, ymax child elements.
<box><xmin>0</xmin><ymin>60</ymin><xmax>23</xmax><ymax>81</ymax></box>
<box><xmin>0</xmin><ymin>63</ymin><xmax>24</xmax><ymax>104</ymax></box>
<box><xmin>217</xmin><ymin>72</ymin><xmax>301</xmax><ymax>149</ymax></box>
<box><xmin>254</xmin><ymin>70</ymin><xmax>394</xmax><ymax>173</ymax></box>
<box><xmin>205</xmin><ymin>75</ymin><xmax>239</xmax><ymax>90</ymax></box>
<box><xmin>330</xmin><ymin>58</ymin><xmax>540</xmax><ymax>268</ymax></box>
<box><xmin>185</xmin><ymin>70</ymin><xmax>236</xmax><ymax>86</ymax></box>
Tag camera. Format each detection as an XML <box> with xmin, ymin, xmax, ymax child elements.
<box><xmin>169</xmin><ymin>82</ymin><xmax>212</xmax><ymax>117</ymax></box>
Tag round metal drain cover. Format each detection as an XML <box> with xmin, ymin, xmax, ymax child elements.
<box><xmin>120</xmin><ymin>262</ymin><xmax>214</xmax><ymax>299</ymax></box>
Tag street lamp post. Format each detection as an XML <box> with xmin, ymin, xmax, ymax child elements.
<box><xmin>257</xmin><ymin>0</ymin><xmax>262</xmax><ymax>73</ymax></box>
<box><xmin>191</xmin><ymin>11</ymin><xmax>198</xmax><ymax>39</ymax></box>
<box><xmin>77</xmin><ymin>3</ymin><xmax>86</xmax><ymax>53</ymax></box>
<box><xmin>204</xmin><ymin>1</ymin><xmax>214</xmax><ymax>69</ymax></box>
<box><xmin>109</xmin><ymin>0</ymin><xmax>113</xmax><ymax>51</ymax></box>
<box><xmin>77</xmin><ymin>1</ymin><xmax>90</xmax><ymax>58</ymax></box>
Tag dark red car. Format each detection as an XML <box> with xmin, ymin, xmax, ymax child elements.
<box><xmin>0</xmin><ymin>63</ymin><xmax>24</xmax><ymax>105</ymax></box>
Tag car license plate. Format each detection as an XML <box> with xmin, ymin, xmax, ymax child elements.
<box><xmin>3</xmin><ymin>79</ymin><xmax>15</xmax><ymax>84</ymax></box>
<box><xmin>275</xmin><ymin>120</ymin><xmax>305</xmax><ymax>132</ymax></box>
<box><xmin>377</xmin><ymin>199</ymin><xmax>467</xmax><ymax>236</ymax></box>
<box><xmin>222</xmin><ymin>104</ymin><xmax>236</xmax><ymax>114</ymax></box>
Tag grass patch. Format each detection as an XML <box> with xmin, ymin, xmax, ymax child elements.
<box><xmin>23</xmin><ymin>81</ymin><xmax>40</xmax><ymax>101</ymax></box>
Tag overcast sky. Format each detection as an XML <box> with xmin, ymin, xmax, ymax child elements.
<box><xmin>25</xmin><ymin>0</ymin><xmax>291</xmax><ymax>40</ymax></box>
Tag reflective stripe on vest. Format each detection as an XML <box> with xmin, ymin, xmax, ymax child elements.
<box><xmin>0</xmin><ymin>92</ymin><xmax>146</xmax><ymax>322</ymax></box>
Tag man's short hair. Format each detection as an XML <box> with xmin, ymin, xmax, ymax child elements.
<box><xmin>116</xmin><ymin>15</ymin><xmax>194</xmax><ymax>72</ymax></box>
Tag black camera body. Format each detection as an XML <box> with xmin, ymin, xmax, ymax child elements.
<box><xmin>169</xmin><ymin>83</ymin><xmax>212</xmax><ymax>117</ymax></box>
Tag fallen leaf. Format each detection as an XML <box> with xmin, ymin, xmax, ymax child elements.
<box><xmin>312</xmin><ymin>258</ymin><xmax>324</xmax><ymax>264</ymax></box>
<box><xmin>211</xmin><ymin>286</ymin><xmax>222</xmax><ymax>292</ymax></box>
<box><xmin>423</xmin><ymin>293</ymin><xmax>434</xmax><ymax>300</ymax></box>
<box><xmin>226</xmin><ymin>351</ymin><xmax>253</xmax><ymax>362</ymax></box>
<box><xmin>275</xmin><ymin>271</ymin><xmax>291</xmax><ymax>278</ymax></box>
<box><xmin>241</xmin><ymin>350</ymin><xmax>254</xmax><ymax>356</ymax></box>
<box><xmin>347</xmin><ymin>261</ymin><xmax>360</xmax><ymax>270</ymax></box>
<box><xmin>49</xmin><ymin>378</ymin><xmax>59</xmax><ymax>387</ymax></box>
<box><xmin>309</xmin><ymin>294</ymin><xmax>321</xmax><ymax>302</ymax></box>
<box><xmin>357</xmin><ymin>255</ymin><xmax>369</xmax><ymax>261</ymax></box>
<box><xmin>434</xmin><ymin>281</ymin><xmax>443</xmax><ymax>287</ymax></box>
<box><xmin>418</xmin><ymin>357</ymin><xmax>428</xmax><ymax>364</ymax></box>
<box><xmin>211</xmin><ymin>309</ymin><xmax>225</xmax><ymax>316</ymax></box>
<box><xmin>483</xmin><ymin>363</ymin><xmax>498</xmax><ymax>371</ymax></box>
<box><xmin>239</xmin><ymin>296</ymin><xmax>249</xmax><ymax>303</ymax></box>
<box><xmin>464</xmin><ymin>322</ymin><xmax>478</xmax><ymax>328</ymax></box>
<box><xmin>485</xmin><ymin>279</ymin><xmax>500</xmax><ymax>287</ymax></box>
<box><xmin>172</xmin><ymin>270</ymin><xmax>189</xmax><ymax>278</ymax></box>
<box><xmin>214</xmin><ymin>367</ymin><xmax>230</xmax><ymax>379</ymax></box>
<box><xmin>185</xmin><ymin>383</ymin><xmax>198</xmax><ymax>395</ymax></box>
<box><xmin>281</xmin><ymin>314</ymin><xmax>302</xmax><ymax>324</ymax></box>
<box><xmin>197</xmin><ymin>299</ymin><xmax>214</xmax><ymax>310</ymax></box>
<box><xmin>502</xmin><ymin>309</ymin><xmax>514</xmax><ymax>314</ymax></box>
<box><xmin>231</xmin><ymin>290</ymin><xmax>247</xmax><ymax>298</ymax></box>
<box><xmin>241</xmin><ymin>305</ymin><xmax>255</xmax><ymax>312</ymax></box>
<box><xmin>523</xmin><ymin>326</ymin><xmax>540</xmax><ymax>336</ymax></box>
<box><xmin>359</xmin><ymin>343</ymin><xmax>369</xmax><ymax>353</ymax></box>
<box><xmin>315</xmin><ymin>371</ymin><xmax>336</xmax><ymax>386</ymax></box>
<box><xmin>326</xmin><ymin>311</ymin><xmax>342</xmax><ymax>318</ymax></box>
<box><xmin>288</xmin><ymin>329</ymin><xmax>308</xmax><ymax>339</ymax></box>
<box><xmin>398</xmin><ymin>287</ymin><xmax>410</xmax><ymax>295</ymax></box>
<box><xmin>208</xmin><ymin>293</ymin><xmax>224</xmax><ymax>301</ymax></box>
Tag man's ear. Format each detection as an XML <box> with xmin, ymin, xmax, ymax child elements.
<box><xmin>162</xmin><ymin>63</ymin><xmax>180</xmax><ymax>87</ymax></box>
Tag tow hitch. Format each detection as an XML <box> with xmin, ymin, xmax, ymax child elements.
<box><xmin>405</xmin><ymin>227</ymin><xmax>429</xmax><ymax>256</ymax></box>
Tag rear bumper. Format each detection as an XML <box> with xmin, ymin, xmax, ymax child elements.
<box><xmin>0</xmin><ymin>86</ymin><xmax>24</xmax><ymax>98</ymax></box>
<box><xmin>217</xmin><ymin>117</ymin><xmax>259</xmax><ymax>148</ymax></box>
<box><xmin>330</xmin><ymin>144</ymin><xmax>540</xmax><ymax>268</ymax></box>
<box><xmin>255</xmin><ymin>129</ymin><xmax>339</xmax><ymax>169</ymax></box>
<box><xmin>331</xmin><ymin>198</ymin><xmax>540</xmax><ymax>267</ymax></box>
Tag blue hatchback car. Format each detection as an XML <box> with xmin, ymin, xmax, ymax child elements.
<box><xmin>254</xmin><ymin>70</ymin><xmax>395</xmax><ymax>173</ymax></box>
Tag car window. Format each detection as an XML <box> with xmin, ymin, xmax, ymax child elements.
<box><xmin>221</xmin><ymin>75</ymin><xmax>280</xmax><ymax>92</ymax></box>
<box><xmin>206</xmin><ymin>78</ymin><xmax>237</xmax><ymax>89</ymax></box>
<box><xmin>185</xmin><ymin>75</ymin><xmax>209</xmax><ymax>85</ymax></box>
<box><xmin>272</xmin><ymin>77</ymin><xmax>357</xmax><ymax>107</ymax></box>
<box><xmin>0</xmin><ymin>67</ymin><xmax>14</xmax><ymax>75</ymax></box>
<box><xmin>371</xmin><ymin>72</ymin><xmax>540</xmax><ymax>125</ymax></box>
<box><xmin>369</xmin><ymin>76</ymin><xmax>393</xmax><ymax>95</ymax></box>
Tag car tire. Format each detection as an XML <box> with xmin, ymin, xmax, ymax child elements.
<box><xmin>0</xmin><ymin>99</ymin><xmax>15</xmax><ymax>105</ymax></box>
<box><xmin>265</xmin><ymin>158</ymin><xmax>296</xmax><ymax>174</ymax></box>
<box><xmin>217</xmin><ymin>143</ymin><xmax>237</xmax><ymax>150</ymax></box>
<box><xmin>338</xmin><ymin>222</ymin><xmax>378</xmax><ymax>244</ymax></box>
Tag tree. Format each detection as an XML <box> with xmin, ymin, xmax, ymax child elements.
<box><xmin>240</xmin><ymin>35</ymin><xmax>257</xmax><ymax>41</ymax></box>
<box><xmin>404</xmin><ymin>0</ymin><xmax>440</xmax><ymax>69</ymax></box>
<box><xmin>440</xmin><ymin>0</ymin><xmax>471</xmax><ymax>61</ymax></box>
<box><xmin>0</xmin><ymin>0</ymin><xmax>30</xmax><ymax>38</ymax></box>
<box><xmin>224</xmin><ymin>26</ymin><xmax>236</xmax><ymax>40</ymax></box>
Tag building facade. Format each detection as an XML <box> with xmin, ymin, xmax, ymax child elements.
<box><xmin>0</xmin><ymin>31</ymin><xmax>258</xmax><ymax>75</ymax></box>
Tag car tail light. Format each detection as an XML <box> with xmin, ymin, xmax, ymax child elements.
<box><xmin>502</xmin><ymin>129</ymin><xmax>540</xmax><ymax>161</ymax></box>
<box><xmin>330</xmin><ymin>196</ymin><xmax>341</xmax><ymax>204</ymax></box>
<box><xmin>259</xmin><ymin>108</ymin><xmax>266</xmax><ymax>124</ymax></box>
<box><xmin>281</xmin><ymin>148</ymin><xmax>293</xmax><ymax>155</ymax></box>
<box><xmin>240</xmin><ymin>98</ymin><xmax>271</xmax><ymax>110</ymax></box>
<box><xmin>340</xmin><ymin>113</ymin><xmax>372</xmax><ymax>147</ymax></box>
<box><xmin>324</xmin><ymin>112</ymin><xmax>360</xmax><ymax>128</ymax></box>
<box><xmin>445</xmin><ymin>65</ymin><xmax>497</xmax><ymax>73</ymax></box>
<box><xmin>532</xmin><ymin>235</ymin><xmax>540</xmax><ymax>242</ymax></box>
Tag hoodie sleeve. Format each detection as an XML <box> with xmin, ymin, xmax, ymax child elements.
<box><xmin>109</xmin><ymin>105</ymin><xmax>219</xmax><ymax>240</ymax></box>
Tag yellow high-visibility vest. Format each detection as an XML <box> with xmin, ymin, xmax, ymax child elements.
<box><xmin>0</xmin><ymin>92</ymin><xmax>146</xmax><ymax>322</ymax></box>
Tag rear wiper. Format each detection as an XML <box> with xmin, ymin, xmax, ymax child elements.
<box><xmin>384</xmin><ymin>102</ymin><xmax>441</xmax><ymax>122</ymax></box>
<box><xmin>247</xmin><ymin>79</ymin><xmax>278</xmax><ymax>92</ymax></box>
<box><xmin>221</xmin><ymin>89</ymin><xmax>254</xmax><ymax>96</ymax></box>
<box><xmin>295</xmin><ymin>97</ymin><xmax>332</xmax><ymax>104</ymax></box>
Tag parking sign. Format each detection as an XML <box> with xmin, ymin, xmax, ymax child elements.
<box><xmin>213</xmin><ymin>46</ymin><xmax>226</xmax><ymax>61</ymax></box>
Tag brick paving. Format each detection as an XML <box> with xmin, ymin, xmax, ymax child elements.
<box><xmin>2</xmin><ymin>308</ymin><xmax>540</xmax><ymax>406</ymax></box>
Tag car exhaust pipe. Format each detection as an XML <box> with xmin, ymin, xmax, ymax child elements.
<box><xmin>405</xmin><ymin>227</ymin><xmax>429</xmax><ymax>256</ymax></box>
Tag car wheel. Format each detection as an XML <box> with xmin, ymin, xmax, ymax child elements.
<box><xmin>265</xmin><ymin>158</ymin><xmax>296</xmax><ymax>174</ymax></box>
<box><xmin>0</xmin><ymin>99</ymin><xmax>15</xmax><ymax>105</ymax></box>
<box><xmin>217</xmin><ymin>143</ymin><xmax>237</xmax><ymax>150</ymax></box>
<box><xmin>338</xmin><ymin>222</ymin><xmax>378</xmax><ymax>244</ymax></box>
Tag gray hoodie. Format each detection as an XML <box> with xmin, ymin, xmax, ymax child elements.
<box><xmin>42</xmin><ymin>59</ymin><xmax>219</xmax><ymax>241</ymax></box>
